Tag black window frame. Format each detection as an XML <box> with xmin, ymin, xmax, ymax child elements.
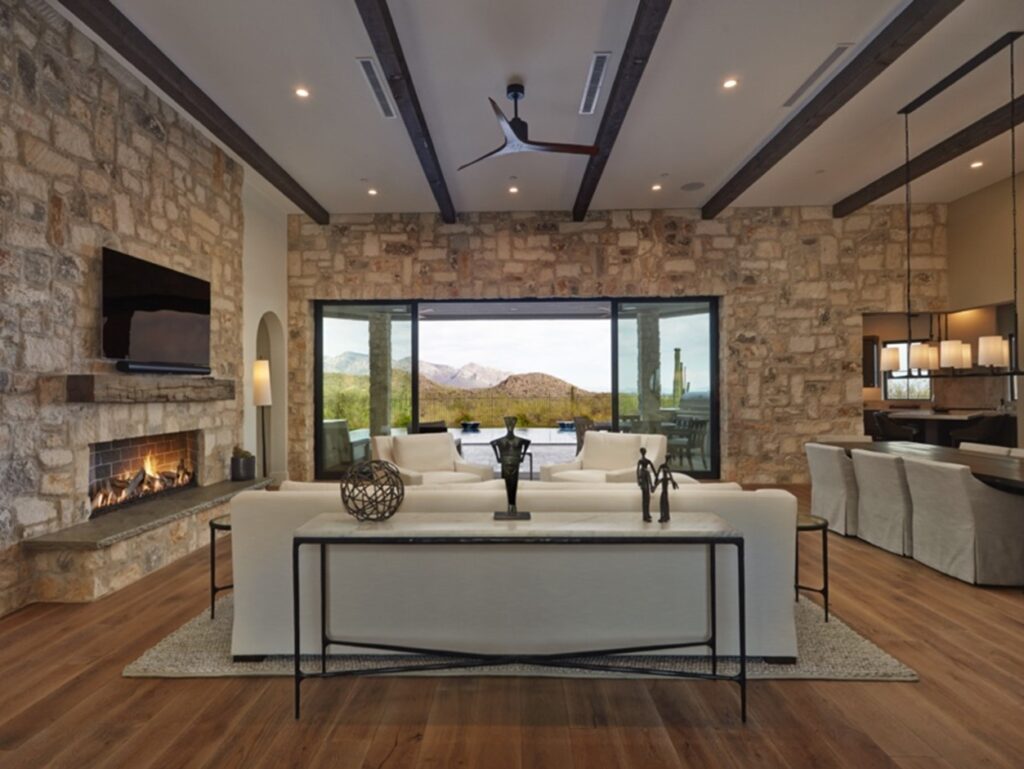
<box><xmin>313</xmin><ymin>296</ymin><xmax>721</xmax><ymax>480</ymax></box>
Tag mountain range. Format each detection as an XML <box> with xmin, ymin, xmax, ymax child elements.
<box><xmin>323</xmin><ymin>352</ymin><xmax>512</xmax><ymax>389</ymax></box>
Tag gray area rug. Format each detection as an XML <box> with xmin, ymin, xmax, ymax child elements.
<box><xmin>124</xmin><ymin>597</ymin><xmax>917</xmax><ymax>681</ymax></box>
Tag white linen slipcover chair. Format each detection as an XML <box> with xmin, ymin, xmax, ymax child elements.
<box><xmin>540</xmin><ymin>431</ymin><xmax>671</xmax><ymax>483</ymax></box>
<box><xmin>805</xmin><ymin>443</ymin><xmax>859</xmax><ymax>536</ymax></box>
<box><xmin>902</xmin><ymin>457</ymin><xmax>1024</xmax><ymax>585</ymax></box>
<box><xmin>959</xmin><ymin>442</ymin><xmax>1011</xmax><ymax>456</ymax></box>
<box><xmin>370</xmin><ymin>434</ymin><xmax>493</xmax><ymax>485</ymax></box>
<box><xmin>851</xmin><ymin>449</ymin><xmax>912</xmax><ymax>555</ymax></box>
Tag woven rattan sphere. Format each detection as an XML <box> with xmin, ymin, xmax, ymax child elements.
<box><xmin>339</xmin><ymin>460</ymin><xmax>405</xmax><ymax>521</ymax></box>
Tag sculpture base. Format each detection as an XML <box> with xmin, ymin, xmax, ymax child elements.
<box><xmin>493</xmin><ymin>510</ymin><xmax>532</xmax><ymax>521</ymax></box>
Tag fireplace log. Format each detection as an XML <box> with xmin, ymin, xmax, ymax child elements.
<box><xmin>126</xmin><ymin>468</ymin><xmax>146</xmax><ymax>497</ymax></box>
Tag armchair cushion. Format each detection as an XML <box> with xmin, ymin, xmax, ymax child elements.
<box><xmin>392</xmin><ymin>433</ymin><xmax>456</xmax><ymax>472</ymax></box>
<box><xmin>550</xmin><ymin>469</ymin><xmax>612</xmax><ymax>483</ymax></box>
<box><xmin>582</xmin><ymin>433</ymin><xmax>642</xmax><ymax>470</ymax></box>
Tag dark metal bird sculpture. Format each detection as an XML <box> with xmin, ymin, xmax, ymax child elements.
<box><xmin>458</xmin><ymin>83</ymin><xmax>599</xmax><ymax>171</ymax></box>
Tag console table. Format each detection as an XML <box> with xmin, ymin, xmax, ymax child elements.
<box><xmin>291</xmin><ymin>512</ymin><xmax>747</xmax><ymax>721</ymax></box>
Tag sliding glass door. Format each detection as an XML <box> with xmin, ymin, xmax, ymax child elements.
<box><xmin>615</xmin><ymin>300</ymin><xmax>718</xmax><ymax>475</ymax></box>
<box><xmin>314</xmin><ymin>298</ymin><xmax>719</xmax><ymax>479</ymax></box>
<box><xmin>315</xmin><ymin>303</ymin><xmax>412</xmax><ymax>478</ymax></box>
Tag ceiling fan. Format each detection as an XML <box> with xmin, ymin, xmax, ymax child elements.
<box><xmin>457</xmin><ymin>83</ymin><xmax>599</xmax><ymax>171</ymax></box>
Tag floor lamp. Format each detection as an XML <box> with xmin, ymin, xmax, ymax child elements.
<box><xmin>253</xmin><ymin>359</ymin><xmax>272</xmax><ymax>479</ymax></box>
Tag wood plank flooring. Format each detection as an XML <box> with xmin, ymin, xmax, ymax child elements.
<box><xmin>0</xmin><ymin>485</ymin><xmax>1021</xmax><ymax>768</ymax></box>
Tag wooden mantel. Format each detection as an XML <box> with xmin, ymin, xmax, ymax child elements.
<box><xmin>53</xmin><ymin>374</ymin><xmax>236</xmax><ymax>404</ymax></box>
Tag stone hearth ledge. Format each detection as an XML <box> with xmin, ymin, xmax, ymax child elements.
<box><xmin>22</xmin><ymin>480</ymin><xmax>270</xmax><ymax>605</ymax></box>
<box><xmin>24</xmin><ymin>479</ymin><xmax>270</xmax><ymax>551</ymax></box>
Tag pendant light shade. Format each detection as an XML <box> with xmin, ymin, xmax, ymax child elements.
<box><xmin>909</xmin><ymin>344</ymin><xmax>932</xmax><ymax>370</ymax></box>
<box><xmin>880</xmin><ymin>347</ymin><xmax>901</xmax><ymax>372</ymax></box>
<box><xmin>929</xmin><ymin>345</ymin><xmax>940</xmax><ymax>370</ymax></box>
<box><xmin>958</xmin><ymin>342</ymin><xmax>972</xmax><ymax>369</ymax></box>
<box><xmin>978</xmin><ymin>335</ymin><xmax>1005</xmax><ymax>367</ymax></box>
<box><xmin>939</xmin><ymin>340</ymin><xmax>963</xmax><ymax>368</ymax></box>
<box><xmin>1002</xmin><ymin>338</ymin><xmax>1011</xmax><ymax>367</ymax></box>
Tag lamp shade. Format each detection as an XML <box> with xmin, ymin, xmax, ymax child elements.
<box><xmin>880</xmin><ymin>347</ymin><xmax>901</xmax><ymax>372</ymax></box>
<box><xmin>1002</xmin><ymin>338</ymin><xmax>1011</xmax><ymax>367</ymax></box>
<box><xmin>928</xmin><ymin>345</ymin><xmax>940</xmax><ymax>370</ymax></box>
<box><xmin>253</xmin><ymin>359</ymin><xmax>272</xmax><ymax>406</ymax></box>
<box><xmin>940</xmin><ymin>340</ymin><xmax>963</xmax><ymax>368</ymax></box>
<box><xmin>977</xmin><ymin>336</ymin><xmax>1005</xmax><ymax>367</ymax></box>
<box><xmin>957</xmin><ymin>342</ymin><xmax>972</xmax><ymax>369</ymax></box>
<box><xmin>909</xmin><ymin>344</ymin><xmax>932</xmax><ymax>370</ymax></box>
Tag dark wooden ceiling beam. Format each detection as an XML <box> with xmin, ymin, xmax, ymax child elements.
<box><xmin>354</xmin><ymin>0</ymin><xmax>456</xmax><ymax>224</ymax></box>
<box><xmin>700</xmin><ymin>0</ymin><xmax>963</xmax><ymax>220</ymax></box>
<box><xmin>571</xmin><ymin>0</ymin><xmax>672</xmax><ymax>222</ymax></box>
<box><xmin>56</xmin><ymin>0</ymin><xmax>330</xmax><ymax>224</ymax></box>
<box><xmin>832</xmin><ymin>94</ymin><xmax>1024</xmax><ymax>218</ymax></box>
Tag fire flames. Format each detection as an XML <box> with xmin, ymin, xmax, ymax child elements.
<box><xmin>90</xmin><ymin>453</ymin><xmax>194</xmax><ymax>512</ymax></box>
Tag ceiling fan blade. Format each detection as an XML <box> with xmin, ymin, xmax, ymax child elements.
<box><xmin>522</xmin><ymin>140</ymin><xmax>599</xmax><ymax>156</ymax></box>
<box><xmin>457</xmin><ymin>141</ymin><xmax>511</xmax><ymax>171</ymax></box>
<box><xmin>489</xmin><ymin>98</ymin><xmax>524</xmax><ymax>145</ymax></box>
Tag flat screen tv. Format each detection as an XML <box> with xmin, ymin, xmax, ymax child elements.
<box><xmin>102</xmin><ymin>248</ymin><xmax>211</xmax><ymax>373</ymax></box>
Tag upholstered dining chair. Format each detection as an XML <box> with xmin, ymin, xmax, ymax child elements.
<box><xmin>851</xmin><ymin>449</ymin><xmax>912</xmax><ymax>556</ymax></box>
<box><xmin>805</xmin><ymin>443</ymin><xmax>859</xmax><ymax>536</ymax></box>
<box><xmin>873</xmin><ymin>412</ymin><xmax>918</xmax><ymax>441</ymax></box>
<box><xmin>958</xmin><ymin>442</ymin><xmax>1011</xmax><ymax>456</ymax></box>
<box><xmin>902</xmin><ymin>457</ymin><xmax>1024</xmax><ymax>585</ymax></box>
<box><xmin>950</xmin><ymin>415</ymin><xmax>1010</xmax><ymax>448</ymax></box>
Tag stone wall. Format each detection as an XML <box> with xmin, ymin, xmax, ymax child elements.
<box><xmin>0</xmin><ymin>0</ymin><xmax>244</xmax><ymax>615</ymax></box>
<box><xmin>287</xmin><ymin>206</ymin><xmax>948</xmax><ymax>482</ymax></box>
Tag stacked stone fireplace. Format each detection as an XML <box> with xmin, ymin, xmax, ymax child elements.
<box><xmin>88</xmin><ymin>431</ymin><xmax>199</xmax><ymax>517</ymax></box>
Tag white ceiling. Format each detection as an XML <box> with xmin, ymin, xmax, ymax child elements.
<box><xmin>101</xmin><ymin>0</ymin><xmax>1024</xmax><ymax>215</ymax></box>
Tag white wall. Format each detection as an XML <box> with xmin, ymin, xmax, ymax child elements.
<box><xmin>242</xmin><ymin>176</ymin><xmax>292</xmax><ymax>481</ymax></box>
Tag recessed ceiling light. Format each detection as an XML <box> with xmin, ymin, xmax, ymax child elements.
<box><xmin>367</xmin><ymin>188</ymin><xmax>378</xmax><ymax>196</ymax></box>
<box><xmin>723</xmin><ymin>78</ymin><xmax>738</xmax><ymax>89</ymax></box>
<box><xmin>295</xmin><ymin>87</ymin><xmax>310</xmax><ymax>98</ymax></box>
<box><xmin>508</xmin><ymin>186</ymin><xmax>519</xmax><ymax>194</ymax></box>
<box><xmin>651</xmin><ymin>183</ymin><xmax>662</xmax><ymax>191</ymax></box>
<box><xmin>970</xmin><ymin>161</ymin><xmax>984</xmax><ymax>169</ymax></box>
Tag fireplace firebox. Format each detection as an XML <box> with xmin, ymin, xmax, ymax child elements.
<box><xmin>88</xmin><ymin>431</ymin><xmax>199</xmax><ymax>517</ymax></box>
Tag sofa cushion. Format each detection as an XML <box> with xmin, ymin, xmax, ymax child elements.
<box><xmin>421</xmin><ymin>470</ymin><xmax>485</xmax><ymax>484</ymax></box>
<box><xmin>550</xmin><ymin>469</ymin><xmax>610</xmax><ymax>483</ymax></box>
<box><xmin>582</xmin><ymin>432</ymin><xmax>641</xmax><ymax>470</ymax></box>
<box><xmin>392</xmin><ymin>434</ymin><xmax>455</xmax><ymax>472</ymax></box>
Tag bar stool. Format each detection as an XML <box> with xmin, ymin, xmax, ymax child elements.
<box><xmin>795</xmin><ymin>514</ymin><xmax>829</xmax><ymax>621</ymax></box>
<box><xmin>209</xmin><ymin>514</ymin><xmax>232</xmax><ymax>619</ymax></box>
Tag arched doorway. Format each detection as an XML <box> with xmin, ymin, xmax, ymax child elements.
<box><xmin>255</xmin><ymin>311</ymin><xmax>287</xmax><ymax>480</ymax></box>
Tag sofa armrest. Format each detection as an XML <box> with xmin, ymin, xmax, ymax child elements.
<box><xmin>540</xmin><ymin>460</ymin><xmax>582</xmax><ymax>481</ymax></box>
<box><xmin>455</xmin><ymin>460</ymin><xmax>495</xmax><ymax>481</ymax></box>
<box><xmin>395</xmin><ymin>466</ymin><xmax>424</xmax><ymax>486</ymax></box>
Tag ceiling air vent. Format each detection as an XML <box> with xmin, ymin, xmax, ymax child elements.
<box><xmin>782</xmin><ymin>44</ymin><xmax>852</xmax><ymax>108</ymax></box>
<box><xmin>579</xmin><ymin>51</ymin><xmax>611</xmax><ymax>115</ymax></box>
<box><xmin>357</xmin><ymin>57</ymin><xmax>397</xmax><ymax>119</ymax></box>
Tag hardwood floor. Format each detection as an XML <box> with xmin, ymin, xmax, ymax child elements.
<box><xmin>1</xmin><ymin>485</ymin><xmax>1021</xmax><ymax>768</ymax></box>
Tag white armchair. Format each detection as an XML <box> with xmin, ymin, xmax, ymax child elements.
<box><xmin>903</xmin><ymin>457</ymin><xmax>1024</xmax><ymax>585</ymax></box>
<box><xmin>370</xmin><ymin>434</ymin><xmax>493</xmax><ymax>486</ymax></box>
<box><xmin>540</xmin><ymin>431</ymin><xmax>672</xmax><ymax>483</ymax></box>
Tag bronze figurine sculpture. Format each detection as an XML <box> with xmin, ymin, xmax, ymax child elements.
<box><xmin>636</xmin><ymin>447</ymin><xmax>679</xmax><ymax>523</ymax></box>
<box><xmin>491</xmin><ymin>415</ymin><xmax>532</xmax><ymax>520</ymax></box>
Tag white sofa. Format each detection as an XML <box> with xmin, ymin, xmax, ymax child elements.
<box><xmin>540</xmin><ymin>431</ymin><xmax>670</xmax><ymax>483</ymax></box>
<box><xmin>369</xmin><ymin>433</ymin><xmax>492</xmax><ymax>485</ymax></box>
<box><xmin>230</xmin><ymin>484</ymin><xmax>797</xmax><ymax>660</ymax></box>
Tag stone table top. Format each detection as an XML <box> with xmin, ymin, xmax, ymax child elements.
<box><xmin>295</xmin><ymin>512</ymin><xmax>741</xmax><ymax>543</ymax></box>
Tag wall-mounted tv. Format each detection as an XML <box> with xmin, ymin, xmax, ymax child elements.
<box><xmin>102</xmin><ymin>248</ymin><xmax>211</xmax><ymax>373</ymax></box>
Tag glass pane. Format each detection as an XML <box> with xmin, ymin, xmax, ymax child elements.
<box><xmin>617</xmin><ymin>301</ymin><xmax>715</xmax><ymax>474</ymax></box>
<box><xmin>318</xmin><ymin>304</ymin><xmax>412</xmax><ymax>476</ymax></box>
<box><xmin>883</xmin><ymin>342</ymin><xmax>932</xmax><ymax>401</ymax></box>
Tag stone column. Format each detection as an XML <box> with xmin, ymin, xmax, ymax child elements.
<box><xmin>637</xmin><ymin>310</ymin><xmax>661</xmax><ymax>430</ymax></box>
<box><xmin>368</xmin><ymin>314</ymin><xmax>392</xmax><ymax>436</ymax></box>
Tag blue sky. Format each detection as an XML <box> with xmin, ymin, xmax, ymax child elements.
<box><xmin>324</xmin><ymin>314</ymin><xmax>711</xmax><ymax>393</ymax></box>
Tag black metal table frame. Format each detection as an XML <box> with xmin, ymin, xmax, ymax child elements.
<box><xmin>209</xmin><ymin>516</ymin><xmax>233</xmax><ymax>619</ymax></box>
<box><xmin>292</xmin><ymin>533</ymin><xmax>746</xmax><ymax>721</ymax></box>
